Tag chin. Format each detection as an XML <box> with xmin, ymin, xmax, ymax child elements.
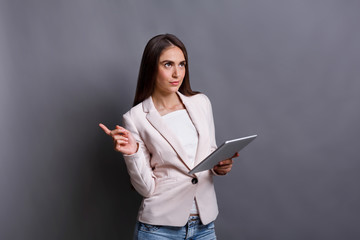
<box><xmin>167</xmin><ymin>89</ymin><xmax>179</xmax><ymax>94</ymax></box>
<box><xmin>168</xmin><ymin>85</ymin><xmax>181</xmax><ymax>92</ymax></box>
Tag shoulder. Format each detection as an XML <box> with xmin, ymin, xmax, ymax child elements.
<box><xmin>123</xmin><ymin>102</ymin><xmax>144</xmax><ymax>122</ymax></box>
<box><xmin>185</xmin><ymin>93</ymin><xmax>212</xmax><ymax>107</ymax></box>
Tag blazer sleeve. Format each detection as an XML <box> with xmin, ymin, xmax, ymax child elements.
<box><xmin>202</xmin><ymin>94</ymin><xmax>220</xmax><ymax>176</ymax></box>
<box><xmin>122</xmin><ymin>113</ymin><xmax>156</xmax><ymax>197</ymax></box>
<box><xmin>203</xmin><ymin>94</ymin><xmax>217</xmax><ymax>152</ymax></box>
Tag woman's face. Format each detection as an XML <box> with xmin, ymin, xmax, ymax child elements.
<box><xmin>153</xmin><ymin>46</ymin><xmax>186</xmax><ymax>95</ymax></box>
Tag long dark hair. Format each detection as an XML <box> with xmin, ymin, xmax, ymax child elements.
<box><xmin>133</xmin><ymin>34</ymin><xmax>199</xmax><ymax>106</ymax></box>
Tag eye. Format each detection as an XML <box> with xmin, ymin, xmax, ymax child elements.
<box><xmin>164</xmin><ymin>62</ymin><xmax>172</xmax><ymax>68</ymax></box>
<box><xmin>179</xmin><ymin>62</ymin><xmax>186</xmax><ymax>68</ymax></box>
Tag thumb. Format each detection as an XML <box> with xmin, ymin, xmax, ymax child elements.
<box><xmin>116</xmin><ymin>125</ymin><xmax>128</xmax><ymax>136</ymax></box>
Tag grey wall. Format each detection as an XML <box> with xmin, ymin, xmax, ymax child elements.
<box><xmin>1</xmin><ymin>0</ymin><xmax>360</xmax><ymax>239</ymax></box>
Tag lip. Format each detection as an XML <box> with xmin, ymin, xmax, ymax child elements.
<box><xmin>170</xmin><ymin>81</ymin><xmax>180</xmax><ymax>86</ymax></box>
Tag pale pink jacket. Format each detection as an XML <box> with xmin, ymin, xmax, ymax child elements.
<box><xmin>122</xmin><ymin>92</ymin><xmax>218</xmax><ymax>226</ymax></box>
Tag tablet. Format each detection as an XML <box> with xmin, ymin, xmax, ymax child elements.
<box><xmin>188</xmin><ymin>135</ymin><xmax>257</xmax><ymax>174</ymax></box>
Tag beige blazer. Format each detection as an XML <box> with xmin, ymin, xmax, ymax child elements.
<box><xmin>122</xmin><ymin>92</ymin><xmax>218</xmax><ymax>226</ymax></box>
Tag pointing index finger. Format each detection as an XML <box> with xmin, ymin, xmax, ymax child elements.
<box><xmin>99</xmin><ymin>123</ymin><xmax>111</xmax><ymax>135</ymax></box>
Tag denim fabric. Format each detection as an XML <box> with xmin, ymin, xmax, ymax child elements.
<box><xmin>134</xmin><ymin>215</ymin><xmax>216</xmax><ymax>240</ymax></box>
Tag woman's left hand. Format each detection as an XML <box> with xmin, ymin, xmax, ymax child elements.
<box><xmin>213</xmin><ymin>152</ymin><xmax>240</xmax><ymax>175</ymax></box>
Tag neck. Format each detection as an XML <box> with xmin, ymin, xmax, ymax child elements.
<box><xmin>152</xmin><ymin>91</ymin><xmax>183</xmax><ymax>111</ymax></box>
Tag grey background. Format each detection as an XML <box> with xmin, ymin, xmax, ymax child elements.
<box><xmin>1</xmin><ymin>0</ymin><xmax>359</xmax><ymax>239</ymax></box>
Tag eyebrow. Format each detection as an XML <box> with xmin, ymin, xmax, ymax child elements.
<box><xmin>159</xmin><ymin>60</ymin><xmax>186</xmax><ymax>64</ymax></box>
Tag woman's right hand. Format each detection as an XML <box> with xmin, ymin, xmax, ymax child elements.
<box><xmin>99</xmin><ymin>123</ymin><xmax>138</xmax><ymax>155</ymax></box>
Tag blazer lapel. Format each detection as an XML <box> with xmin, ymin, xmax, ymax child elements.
<box><xmin>143</xmin><ymin>96</ymin><xmax>193</xmax><ymax>170</ymax></box>
<box><xmin>177</xmin><ymin>92</ymin><xmax>210</xmax><ymax>168</ymax></box>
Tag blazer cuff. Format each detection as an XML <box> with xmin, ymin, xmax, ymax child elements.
<box><xmin>122</xmin><ymin>142</ymin><xmax>140</xmax><ymax>157</ymax></box>
<box><xmin>122</xmin><ymin>143</ymin><xmax>145</xmax><ymax>170</ymax></box>
<box><xmin>211</xmin><ymin>168</ymin><xmax>220</xmax><ymax>176</ymax></box>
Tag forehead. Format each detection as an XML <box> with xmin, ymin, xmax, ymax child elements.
<box><xmin>159</xmin><ymin>46</ymin><xmax>185</xmax><ymax>61</ymax></box>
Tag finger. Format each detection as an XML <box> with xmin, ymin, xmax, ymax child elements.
<box><xmin>218</xmin><ymin>164</ymin><xmax>233</xmax><ymax>170</ymax></box>
<box><xmin>213</xmin><ymin>166</ymin><xmax>231</xmax><ymax>175</ymax></box>
<box><xmin>113</xmin><ymin>135</ymin><xmax>129</xmax><ymax>141</ymax></box>
<box><xmin>213</xmin><ymin>163</ymin><xmax>232</xmax><ymax>172</ymax></box>
<box><xmin>216</xmin><ymin>165</ymin><xmax>232</xmax><ymax>171</ymax></box>
<box><xmin>216</xmin><ymin>162</ymin><xmax>233</xmax><ymax>169</ymax></box>
<box><xmin>99</xmin><ymin>123</ymin><xmax>111</xmax><ymax>135</ymax></box>
<box><xmin>114</xmin><ymin>139</ymin><xmax>129</xmax><ymax>147</ymax></box>
<box><xmin>116</xmin><ymin>125</ymin><xmax>129</xmax><ymax>132</ymax></box>
<box><xmin>115</xmin><ymin>139</ymin><xmax>128</xmax><ymax>144</ymax></box>
<box><xmin>215</xmin><ymin>166</ymin><xmax>232</xmax><ymax>175</ymax></box>
<box><xmin>110</xmin><ymin>128</ymin><xmax>127</xmax><ymax>136</ymax></box>
<box><xmin>218</xmin><ymin>159</ymin><xmax>233</xmax><ymax>166</ymax></box>
<box><xmin>116</xmin><ymin>125</ymin><xmax>131</xmax><ymax>136</ymax></box>
<box><xmin>231</xmin><ymin>152</ymin><xmax>240</xmax><ymax>158</ymax></box>
<box><xmin>224</xmin><ymin>159</ymin><xmax>233</xmax><ymax>164</ymax></box>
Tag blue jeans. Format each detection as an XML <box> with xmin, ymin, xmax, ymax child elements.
<box><xmin>134</xmin><ymin>215</ymin><xmax>216</xmax><ymax>240</ymax></box>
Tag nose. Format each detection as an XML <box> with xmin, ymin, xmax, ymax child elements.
<box><xmin>172</xmin><ymin>67</ymin><xmax>179</xmax><ymax>78</ymax></box>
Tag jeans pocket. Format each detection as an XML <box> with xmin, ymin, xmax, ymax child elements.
<box><xmin>139</xmin><ymin>222</ymin><xmax>161</xmax><ymax>232</ymax></box>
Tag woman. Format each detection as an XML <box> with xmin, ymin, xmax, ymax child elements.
<box><xmin>99</xmin><ymin>34</ymin><xmax>238</xmax><ymax>239</ymax></box>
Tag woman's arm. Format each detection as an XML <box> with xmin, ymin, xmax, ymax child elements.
<box><xmin>121</xmin><ymin>113</ymin><xmax>156</xmax><ymax>197</ymax></box>
<box><xmin>99</xmin><ymin>114</ymin><xmax>156</xmax><ymax>197</ymax></box>
<box><xmin>204</xmin><ymin>94</ymin><xmax>217</xmax><ymax>153</ymax></box>
<box><xmin>202</xmin><ymin>94</ymin><xmax>239</xmax><ymax>175</ymax></box>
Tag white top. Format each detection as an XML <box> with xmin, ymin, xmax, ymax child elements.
<box><xmin>162</xmin><ymin>109</ymin><xmax>199</xmax><ymax>168</ymax></box>
<box><xmin>162</xmin><ymin>109</ymin><xmax>199</xmax><ymax>214</ymax></box>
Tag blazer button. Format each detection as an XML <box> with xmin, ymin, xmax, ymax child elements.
<box><xmin>191</xmin><ymin>178</ymin><xmax>198</xmax><ymax>184</ymax></box>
